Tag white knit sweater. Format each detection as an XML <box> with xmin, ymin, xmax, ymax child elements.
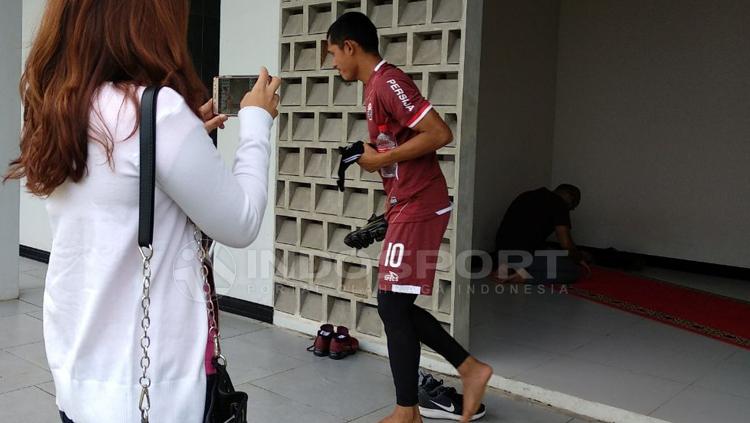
<box><xmin>42</xmin><ymin>82</ymin><xmax>271</xmax><ymax>422</ymax></box>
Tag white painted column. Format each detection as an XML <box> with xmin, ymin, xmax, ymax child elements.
<box><xmin>215</xmin><ymin>0</ymin><xmax>281</xmax><ymax>306</ymax></box>
<box><xmin>0</xmin><ymin>0</ymin><xmax>23</xmax><ymax>300</ymax></box>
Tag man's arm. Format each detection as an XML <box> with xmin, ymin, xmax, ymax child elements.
<box><xmin>358</xmin><ymin>109</ymin><xmax>451</xmax><ymax>172</ymax></box>
<box><xmin>554</xmin><ymin>225</ymin><xmax>585</xmax><ymax>263</ymax></box>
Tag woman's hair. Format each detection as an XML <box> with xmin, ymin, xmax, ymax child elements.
<box><xmin>3</xmin><ymin>0</ymin><xmax>208</xmax><ymax>197</ymax></box>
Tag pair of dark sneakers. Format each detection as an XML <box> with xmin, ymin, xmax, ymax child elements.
<box><xmin>307</xmin><ymin>324</ymin><xmax>359</xmax><ymax>360</ymax></box>
<box><xmin>418</xmin><ymin>371</ymin><xmax>487</xmax><ymax>421</ymax></box>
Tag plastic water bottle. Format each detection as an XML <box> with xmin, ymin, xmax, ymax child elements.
<box><xmin>376</xmin><ymin>125</ymin><xmax>398</xmax><ymax>178</ymax></box>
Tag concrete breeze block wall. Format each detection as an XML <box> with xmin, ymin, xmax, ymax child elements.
<box><xmin>274</xmin><ymin>0</ymin><xmax>467</xmax><ymax>346</ymax></box>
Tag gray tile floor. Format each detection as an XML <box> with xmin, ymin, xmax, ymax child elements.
<box><xmin>0</xmin><ymin>257</ymin><xmax>588</xmax><ymax>423</ymax></box>
<box><xmin>470</xmin><ymin>272</ymin><xmax>750</xmax><ymax>423</ymax></box>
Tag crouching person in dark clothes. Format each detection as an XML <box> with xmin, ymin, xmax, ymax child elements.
<box><xmin>494</xmin><ymin>184</ymin><xmax>590</xmax><ymax>284</ymax></box>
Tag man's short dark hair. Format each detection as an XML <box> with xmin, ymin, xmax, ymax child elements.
<box><xmin>555</xmin><ymin>184</ymin><xmax>581</xmax><ymax>205</ymax></box>
<box><xmin>327</xmin><ymin>12</ymin><xmax>379</xmax><ymax>54</ymax></box>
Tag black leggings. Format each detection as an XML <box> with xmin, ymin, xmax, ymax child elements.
<box><xmin>59</xmin><ymin>373</ymin><xmax>217</xmax><ymax>422</ymax></box>
<box><xmin>377</xmin><ymin>290</ymin><xmax>470</xmax><ymax>406</ymax></box>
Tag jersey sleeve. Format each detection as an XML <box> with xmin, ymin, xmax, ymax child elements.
<box><xmin>378</xmin><ymin>70</ymin><xmax>433</xmax><ymax>129</ymax></box>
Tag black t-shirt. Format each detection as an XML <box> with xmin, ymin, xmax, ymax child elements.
<box><xmin>495</xmin><ymin>187</ymin><xmax>571</xmax><ymax>253</ymax></box>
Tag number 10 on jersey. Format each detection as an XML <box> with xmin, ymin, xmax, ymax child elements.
<box><xmin>384</xmin><ymin>242</ymin><xmax>405</xmax><ymax>268</ymax></box>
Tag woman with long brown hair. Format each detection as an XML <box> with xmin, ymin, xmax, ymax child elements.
<box><xmin>3</xmin><ymin>1</ymin><xmax>279</xmax><ymax>421</ymax></box>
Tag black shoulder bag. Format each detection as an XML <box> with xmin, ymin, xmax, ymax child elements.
<box><xmin>137</xmin><ymin>86</ymin><xmax>248</xmax><ymax>423</ymax></box>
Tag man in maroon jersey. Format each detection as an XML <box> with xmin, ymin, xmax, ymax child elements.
<box><xmin>327</xmin><ymin>12</ymin><xmax>492</xmax><ymax>423</ymax></box>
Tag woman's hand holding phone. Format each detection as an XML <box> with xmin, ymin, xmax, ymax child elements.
<box><xmin>199</xmin><ymin>99</ymin><xmax>228</xmax><ymax>133</ymax></box>
<box><xmin>240</xmin><ymin>67</ymin><xmax>281</xmax><ymax>119</ymax></box>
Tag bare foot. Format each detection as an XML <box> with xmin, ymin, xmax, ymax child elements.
<box><xmin>457</xmin><ymin>357</ymin><xmax>493</xmax><ymax>422</ymax></box>
<box><xmin>493</xmin><ymin>272</ymin><xmax>524</xmax><ymax>284</ymax></box>
<box><xmin>490</xmin><ymin>265</ymin><xmax>525</xmax><ymax>284</ymax></box>
<box><xmin>379</xmin><ymin>405</ymin><xmax>422</xmax><ymax>423</ymax></box>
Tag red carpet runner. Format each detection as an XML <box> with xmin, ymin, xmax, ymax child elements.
<box><xmin>569</xmin><ymin>267</ymin><xmax>750</xmax><ymax>350</ymax></box>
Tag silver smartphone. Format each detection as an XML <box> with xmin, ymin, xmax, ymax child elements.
<box><xmin>212</xmin><ymin>75</ymin><xmax>260</xmax><ymax>116</ymax></box>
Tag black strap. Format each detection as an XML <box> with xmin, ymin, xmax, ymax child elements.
<box><xmin>138</xmin><ymin>86</ymin><xmax>162</xmax><ymax>247</ymax></box>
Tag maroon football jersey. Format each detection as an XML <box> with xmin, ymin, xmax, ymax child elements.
<box><xmin>364</xmin><ymin>60</ymin><xmax>452</xmax><ymax>223</ymax></box>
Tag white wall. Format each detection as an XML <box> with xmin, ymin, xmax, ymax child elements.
<box><xmin>214</xmin><ymin>0</ymin><xmax>280</xmax><ymax>306</ymax></box>
<box><xmin>552</xmin><ymin>0</ymin><xmax>750</xmax><ymax>268</ymax></box>
<box><xmin>0</xmin><ymin>0</ymin><xmax>23</xmax><ymax>300</ymax></box>
<box><xmin>472</xmin><ymin>0</ymin><xmax>560</xmax><ymax>253</ymax></box>
<box><xmin>19</xmin><ymin>0</ymin><xmax>52</xmax><ymax>252</ymax></box>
